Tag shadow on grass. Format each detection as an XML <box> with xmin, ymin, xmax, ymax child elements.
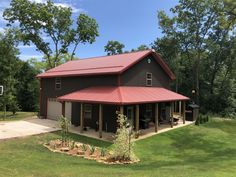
<box><xmin>45</xmin><ymin>131</ymin><xmax>111</xmax><ymax>148</ymax></box>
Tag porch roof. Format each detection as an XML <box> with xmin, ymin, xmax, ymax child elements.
<box><xmin>57</xmin><ymin>86</ymin><xmax>189</xmax><ymax>105</ymax></box>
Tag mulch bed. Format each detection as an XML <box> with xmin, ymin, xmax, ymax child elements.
<box><xmin>44</xmin><ymin>139</ymin><xmax>139</xmax><ymax>165</ymax></box>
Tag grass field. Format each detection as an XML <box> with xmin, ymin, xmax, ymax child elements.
<box><xmin>0</xmin><ymin>111</ymin><xmax>36</xmax><ymax>121</ymax></box>
<box><xmin>0</xmin><ymin>118</ymin><xmax>236</xmax><ymax>177</ymax></box>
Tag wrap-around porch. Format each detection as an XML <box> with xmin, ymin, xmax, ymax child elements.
<box><xmin>68</xmin><ymin>116</ymin><xmax>193</xmax><ymax>142</ymax></box>
<box><xmin>58</xmin><ymin>86</ymin><xmax>190</xmax><ymax>140</ymax></box>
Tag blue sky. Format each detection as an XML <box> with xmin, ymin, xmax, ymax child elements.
<box><xmin>0</xmin><ymin>0</ymin><xmax>178</xmax><ymax>60</ymax></box>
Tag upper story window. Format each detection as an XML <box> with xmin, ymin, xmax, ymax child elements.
<box><xmin>146</xmin><ymin>72</ymin><xmax>152</xmax><ymax>86</ymax></box>
<box><xmin>55</xmin><ymin>77</ymin><xmax>61</xmax><ymax>90</ymax></box>
<box><xmin>84</xmin><ymin>104</ymin><xmax>92</xmax><ymax>119</ymax></box>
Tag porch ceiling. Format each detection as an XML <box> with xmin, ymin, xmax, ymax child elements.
<box><xmin>57</xmin><ymin>86</ymin><xmax>189</xmax><ymax>105</ymax></box>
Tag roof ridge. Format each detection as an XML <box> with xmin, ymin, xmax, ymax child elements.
<box><xmin>46</xmin><ymin>65</ymin><xmax>123</xmax><ymax>73</ymax></box>
<box><xmin>69</xmin><ymin>49</ymin><xmax>153</xmax><ymax>62</ymax></box>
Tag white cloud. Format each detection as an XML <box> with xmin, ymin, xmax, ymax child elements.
<box><xmin>28</xmin><ymin>0</ymin><xmax>85</xmax><ymax>14</ymax></box>
<box><xmin>29</xmin><ymin>0</ymin><xmax>47</xmax><ymax>3</ymax></box>
<box><xmin>19</xmin><ymin>54</ymin><xmax>43</xmax><ymax>60</ymax></box>
<box><xmin>42</xmin><ymin>35</ymin><xmax>50</xmax><ymax>40</ymax></box>
<box><xmin>54</xmin><ymin>3</ymin><xmax>85</xmax><ymax>13</ymax></box>
<box><xmin>18</xmin><ymin>45</ymin><xmax>36</xmax><ymax>49</ymax></box>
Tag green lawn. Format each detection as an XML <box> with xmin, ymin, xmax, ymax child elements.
<box><xmin>0</xmin><ymin>118</ymin><xmax>236</xmax><ymax>177</ymax></box>
<box><xmin>0</xmin><ymin>111</ymin><xmax>36</xmax><ymax>121</ymax></box>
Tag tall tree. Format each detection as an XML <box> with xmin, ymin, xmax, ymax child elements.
<box><xmin>0</xmin><ymin>30</ymin><xmax>20</xmax><ymax>117</ymax></box>
<box><xmin>157</xmin><ymin>0</ymin><xmax>236</xmax><ymax>105</ymax></box>
<box><xmin>104</xmin><ymin>40</ymin><xmax>125</xmax><ymax>55</ymax></box>
<box><xmin>15</xmin><ymin>61</ymin><xmax>39</xmax><ymax>112</ymax></box>
<box><xmin>28</xmin><ymin>53</ymin><xmax>73</xmax><ymax>72</ymax></box>
<box><xmin>4</xmin><ymin>0</ymin><xmax>99</xmax><ymax>69</ymax></box>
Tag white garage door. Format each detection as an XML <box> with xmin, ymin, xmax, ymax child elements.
<box><xmin>47</xmin><ymin>98</ymin><xmax>72</xmax><ymax>121</ymax></box>
<box><xmin>65</xmin><ymin>102</ymin><xmax>72</xmax><ymax>120</ymax></box>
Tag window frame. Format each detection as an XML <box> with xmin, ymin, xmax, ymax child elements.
<box><xmin>83</xmin><ymin>104</ymin><xmax>92</xmax><ymax>119</ymax></box>
<box><xmin>55</xmin><ymin>77</ymin><xmax>61</xmax><ymax>90</ymax></box>
<box><xmin>146</xmin><ymin>72</ymin><xmax>152</xmax><ymax>86</ymax></box>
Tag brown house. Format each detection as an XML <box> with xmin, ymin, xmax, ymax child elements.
<box><xmin>37</xmin><ymin>50</ymin><xmax>189</xmax><ymax>138</ymax></box>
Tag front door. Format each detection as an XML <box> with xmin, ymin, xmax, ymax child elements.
<box><xmin>126</xmin><ymin>106</ymin><xmax>134</xmax><ymax>126</ymax></box>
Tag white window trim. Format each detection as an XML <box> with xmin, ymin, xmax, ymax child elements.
<box><xmin>55</xmin><ymin>77</ymin><xmax>61</xmax><ymax>90</ymax></box>
<box><xmin>84</xmin><ymin>104</ymin><xmax>92</xmax><ymax>119</ymax></box>
<box><xmin>146</xmin><ymin>72</ymin><xmax>152</xmax><ymax>86</ymax></box>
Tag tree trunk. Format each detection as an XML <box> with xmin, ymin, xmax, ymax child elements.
<box><xmin>195</xmin><ymin>53</ymin><xmax>200</xmax><ymax>105</ymax></box>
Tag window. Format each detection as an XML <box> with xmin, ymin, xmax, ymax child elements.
<box><xmin>84</xmin><ymin>104</ymin><xmax>92</xmax><ymax>119</ymax></box>
<box><xmin>55</xmin><ymin>78</ymin><xmax>61</xmax><ymax>90</ymax></box>
<box><xmin>146</xmin><ymin>72</ymin><xmax>152</xmax><ymax>86</ymax></box>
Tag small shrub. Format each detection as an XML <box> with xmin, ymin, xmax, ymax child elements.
<box><xmin>70</xmin><ymin>141</ymin><xmax>75</xmax><ymax>150</ymax></box>
<box><xmin>100</xmin><ymin>147</ymin><xmax>106</xmax><ymax>157</ymax></box>
<box><xmin>58</xmin><ymin>116</ymin><xmax>70</xmax><ymax>146</ymax></box>
<box><xmin>202</xmin><ymin>116</ymin><xmax>206</xmax><ymax>123</ymax></box>
<box><xmin>206</xmin><ymin>115</ymin><xmax>209</xmax><ymax>122</ymax></box>
<box><xmin>199</xmin><ymin>115</ymin><xmax>203</xmax><ymax>124</ymax></box>
<box><xmin>90</xmin><ymin>145</ymin><xmax>95</xmax><ymax>155</ymax></box>
<box><xmin>9</xmin><ymin>101</ymin><xmax>20</xmax><ymax>115</ymax></box>
<box><xmin>110</xmin><ymin>113</ymin><xmax>138</xmax><ymax>162</ymax></box>
<box><xmin>195</xmin><ymin>116</ymin><xmax>200</xmax><ymax>125</ymax></box>
<box><xmin>204</xmin><ymin>116</ymin><xmax>208</xmax><ymax>123</ymax></box>
<box><xmin>81</xmin><ymin>144</ymin><xmax>87</xmax><ymax>151</ymax></box>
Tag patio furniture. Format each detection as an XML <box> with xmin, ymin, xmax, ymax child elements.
<box><xmin>140</xmin><ymin>118</ymin><xmax>151</xmax><ymax>129</ymax></box>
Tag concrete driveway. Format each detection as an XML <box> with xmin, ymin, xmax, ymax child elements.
<box><xmin>0</xmin><ymin>118</ymin><xmax>59</xmax><ymax>140</ymax></box>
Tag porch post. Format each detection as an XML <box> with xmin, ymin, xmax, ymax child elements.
<box><xmin>62</xmin><ymin>101</ymin><xmax>65</xmax><ymax>117</ymax></box>
<box><xmin>135</xmin><ymin>105</ymin><xmax>139</xmax><ymax>132</ymax></box>
<box><xmin>80</xmin><ymin>103</ymin><xmax>84</xmax><ymax>133</ymax></box>
<box><xmin>155</xmin><ymin>103</ymin><xmax>159</xmax><ymax>132</ymax></box>
<box><xmin>120</xmin><ymin>105</ymin><xmax>124</xmax><ymax>114</ymax></box>
<box><xmin>179</xmin><ymin>101</ymin><xmax>182</xmax><ymax>115</ymax></box>
<box><xmin>170</xmin><ymin>102</ymin><xmax>174</xmax><ymax>128</ymax></box>
<box><xmin>183</xmin><ymin>101</ymin><xmax>186</xmax><ymax>124</ymax></box>
<box><xmin>99</xmin><ymin>104</ymin><xmax>103</xmax><ymax>138</ymax></box>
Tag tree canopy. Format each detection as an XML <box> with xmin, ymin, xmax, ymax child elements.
<box><xmin>131</xmin><ymin>44</ymin><xmax>150</xmax><ymax>52</ymax></box>
<box><xmin>0</xmin><ymin>30</ymin><xmax>20</xmax><ymax>116</ymax></box>
<box><xmin>153</xmin><ymin>0</ymin><xmax>236</xmax><ymax>115</ymax></box>
<box><xmin>104</xmin><ymin>40</ymin><xmax>125</xmax><ymax>55</ymax></box>
<box><xmin>4</xmin><ymin>0</ymin><xmax>99</xmax><ymax>69</ymax></box>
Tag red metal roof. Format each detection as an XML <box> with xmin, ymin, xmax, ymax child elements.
<box><xmin>57</xmin><ymin>86</ymin><xmax>189</xmax><ymax>105</ymax></box>
<box><xmin>37</xmin><ymin>50</ymin><xmax>175</xmax><ymax>80</ymax></box>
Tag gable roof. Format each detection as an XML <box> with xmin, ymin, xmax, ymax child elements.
<box><xmin>58</xmin><ymin>86</ymin><xmax>188</xmax><ymax>105</ymax></box>
<box><xmin>37</xmin><ymin>50</ymin><xmax>176</xmax><ymax>80</ymax></box>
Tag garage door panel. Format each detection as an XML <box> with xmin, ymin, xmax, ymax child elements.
<box><xmin>47</xmin><ymin>98</ymin><xmax>62</xmax><ymax>120</ymax></box>
<box><xmin>65</xmin><ymin>102</ymin><xmax>72</xmax><ymax>120</ymax></box>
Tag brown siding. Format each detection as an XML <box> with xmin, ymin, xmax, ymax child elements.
<box><xmin>40</xmin><ymin>75</ymin><xmax>117</xmax><ymax>117</ymax></box>
<box><xmin>120</xmin><ymin>55</ymin><xmax>170</xmax><ymax>88</ymax></box>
